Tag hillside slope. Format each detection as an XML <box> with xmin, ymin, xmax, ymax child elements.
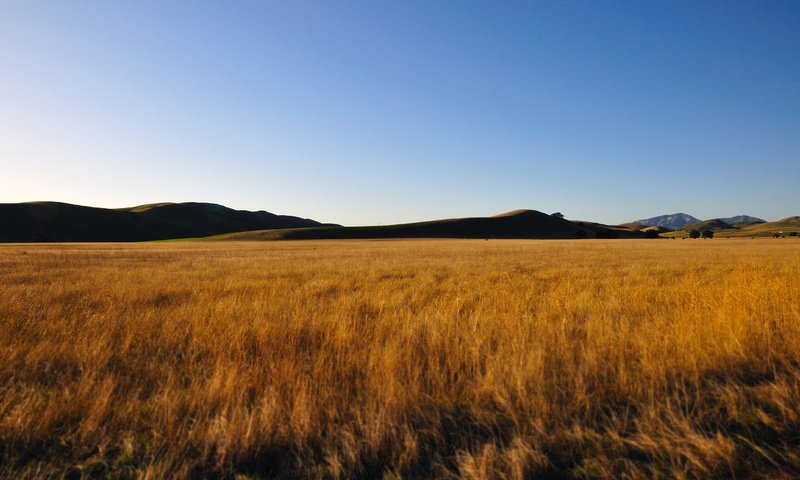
<box><xmin>215</xmin><ymin>210</ymin><xmax>645</xmax><ymax>241</ymax></box>
<box><xmin>0</xmin><ymin>202</ymin><xmax>327</xmax><ymax>242</ymax></box>
<box><xmin>616</xmin><ymin>222</ymin><xmax>671</xmax><ymax>233</ymax></box>
<box><xmin>716</xmin><ymin>218</ymin><xmax>800</xmax><ymax>237</ymax></box>
<box><xmin>683</xmin><ymin>219</ymin><xmax>734</xmax><ymax>231</ymax></box>
<box><xmin>663</xmin><ymin>217</ymin><xmax>800</xmax><ymax>238</ymax></box>
<box><xmin>720</xmin><ymin>215</ymin><xmax>765</xmax><ymax>224</ymax></box>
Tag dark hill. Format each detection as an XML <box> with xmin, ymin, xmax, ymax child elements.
<box><xmin>0</xmin><ymin>202</ymin><xmax>327</xmax><ymax>242</ymax></box>
<box><xmin>729</xmin><ymin>220</ymin><xmax>765</xmax><ymax>228</ymax></box>
<box><xmin>720</xmin><ymin>215</ymin><xmax>765</xmax><ymax>224</ymax></box>
<box><xmin>216</xmin><ymin>210</ymin><xmax>644</xmax><ymax>241</ymax></box>
<box><xmin>683</xmin><ymin>219</ymin><xmax>734</xmax><ymax>231</ymax></box>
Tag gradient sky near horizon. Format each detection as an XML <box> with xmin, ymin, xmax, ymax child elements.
<box><xmin>1</xmin><ymin>1</ymin><xmax>798</xmax><ymax>225</ymax></box>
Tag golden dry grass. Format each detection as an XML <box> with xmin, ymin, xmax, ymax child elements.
<box><xmin>1</xmin><ymin>239</ymin><xmax>800</xmax><ymax>479</ymax></box>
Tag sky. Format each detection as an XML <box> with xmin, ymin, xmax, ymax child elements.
<box><xmin>1</xmin><ymin>1</ymin><xmax>798</xmax><ymax>225</ymax></box>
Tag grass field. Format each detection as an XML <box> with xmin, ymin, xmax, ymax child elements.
<box><xmin>1</xmin><ymin>239</ymin><xmax>800</xmax><ymax>479</ymax></box>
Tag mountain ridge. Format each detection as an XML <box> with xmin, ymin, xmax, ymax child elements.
<box><xmin>636</xmin><ymin>213</ymin><xmax>768</xmax><ymax>230</ymax></box>
<box><xmin>635</xmin><ymin>213</ymin><xmax>700</xmax><ymax>230</ymax></box>
<box><xmin>2</xmin><ymin>202</ymin><xmax>796</xmax><ymax>242</ymax></box>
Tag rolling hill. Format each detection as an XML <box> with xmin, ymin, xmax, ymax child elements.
<box><xmin>713</xmin><ymin>218</ymin><xmax>800</xmax><ymax>237</ymax></box>
<box><xmin>4</xmin><ymin>201</ymin><xmax>789</xmax><ymax>242</ymax></box>
<box><xmin>662</xmin><ymin>216</ymin><xmax>800</xmax><ymax>238</ymax></box>
<box><xmin>213</xmin><ymin>210</ymin><xmax>646</xmax><ymax>241</ymax></box>
<box><xmin>720</xmin><ymin>215</ymin><xmax>765</xmax><ymax>224</ymax></box>
<box><xmin>0</xmin><ymin>202</ymin><xmax>329</xmax><ymax>242</ymax></box>
<box><xmin>683</xmin><ymin>219</ymin><xmax>734</xmax><ymax>231</ymax></box>
<box><xmin>616</xmin><ymin>222</ymin><xmax>672</xmax><ymax>234</ymax></box>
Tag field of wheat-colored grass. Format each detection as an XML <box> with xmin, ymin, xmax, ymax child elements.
<box><xmin>1</xmin><ymin>239</ymin><xmax>800</xmax><ymax>479</ymax></box>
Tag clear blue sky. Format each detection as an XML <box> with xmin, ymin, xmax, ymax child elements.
<box><xmin>1</xmin><ymin>1</ymin><xmax>798</xmax><ymax>225</ymax></box>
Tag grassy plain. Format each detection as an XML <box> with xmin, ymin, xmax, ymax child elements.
<box><xmin>1</xmin><ymin>239</ymin><xmax>800</xmax><ymax>479</ymax></box>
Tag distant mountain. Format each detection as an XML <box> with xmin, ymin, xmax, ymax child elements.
<box><xmin>0</xmin><ymin>202</ymin><xmax>329</xmax><ymax>242</ymax></box>
<box><xmin>720</xmin><ymin>215</ymin><xmax>765</xmax><ymax>224</ymax></box>
<box><xmin>215</xmin><ymin>210</ymin><xmax>649</xmax><ymax>241</ymax></box>
<box><xmin>635</xmin><ymin>213</ymin><xmax>701</xmax><ymax>230</ymax></box>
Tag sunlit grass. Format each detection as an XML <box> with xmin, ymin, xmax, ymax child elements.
<box><xmin>1</xmin><ymin>239</ymin><xmax>799</xmax><ymax>479</ymax></box>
